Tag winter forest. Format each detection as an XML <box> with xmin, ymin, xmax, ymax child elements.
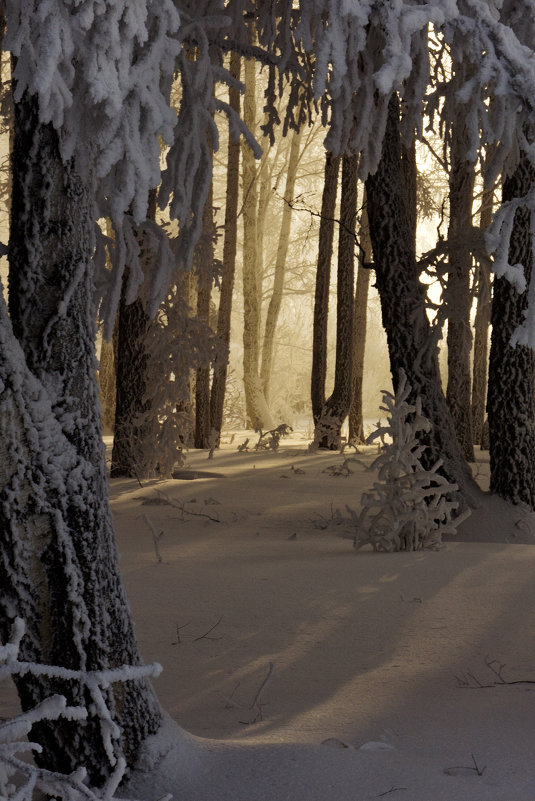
<box><xmin>4</xmin><ymin>1</ymin><xmax>535</xmax><ymax>799</ymax></box>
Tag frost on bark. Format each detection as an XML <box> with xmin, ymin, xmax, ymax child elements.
<box><xmin>348</xmin><ymin>198</ymin><xmax>372</xmax><ymax>445</ymax></box>
<box><xmin>314</xmin><ymin>153</ymin><xmax>357</xmax><ymax>449</ymax></box>
<box><xmin>471</xmin><ymin>181</ymin><xmax>494</xmax><ymax>446</ymax></box>
<box><xmin>488</xmin><ymin>148</ymin><xmax>535</xmax><ymax>508</ymax></box>
<box><xmin>261</xmin><ymin>127</ymin><xmax>302</xmax><ymax>403</ymax></box>
<box><xmin>445</xmin><ymin>77</ymin><xmax>476</xmax><ymax>462</ymax></box>
<box><xmin>210</xmin><ymin>51</ymin><xmax>241</xmax><ymax>443</ymax></box>
<box><xmin>365</xmin><ymin>94</ymin><xmax>477</xmax><ymax>503</ymax></box>
<box><xmin>111</xmin><ymin>192</ymin><xmax>157</xmax><ymax>479</ymax></box>
<box><xmin>5</xmin><ymin>91</ymin><xmax>161</xmax><ymax>783</ymax></box>
<box><xmin>311</xmin><ymin>152</ymin><xmax>340</xmax><ymax>425</ymax></box>
<box><xmin>241</xmin><ymin>55</ymin><xmax>273</xmax><ymax>430</ymax></box>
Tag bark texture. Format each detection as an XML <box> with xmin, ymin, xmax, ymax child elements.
<box><xmin>365</xmin><ymin>94</ymin><xmax>477</xmax><ymax>503</ymax></box>
<box><xmin>471</xmin><ymin>182</ymin><xmax>493</xmax><ymax>445</ymax></box>
<box><xmin>348</xmin><ymin>199</ymin><xmax>372</xmax><ymax>445</ymax></box>
<box><xmin>98</xmin><ymin>335</ymin><xmax>116</xmax><ymax>432</ymax></box>
<box><xmin>111</xmin><ymin>284</ymin><xmax>153</xmax><ymax>477</ymax></box>
<box><xmin>314</xmin><ymin>153</ymin><xmax>357</xmax><ymax>449</ymax></box>
<box><xmin>311</xmin><ymin>152</ymin><xmax>340</xmax><ymax>425</ymax></box>
<box><xmin>446</xmin><ymin>104</ymin><xmax>475</xmax><ymax>462</ymax></box>
<box><xmin>210</xmin><ymin>51</ymin><xmax>241</xmax><ymax>441</ymax></box>
<box><xmin>488</xmin><ymin>149</ymin><xmax>535</xmax><ymax>507</ymax></box>
<box><xmin>194</xmin><ymin>185</ymin><xmax>215</xmax><ymax>448</ymax></box>
<box><xmin>5</xmin><ymin>92</ymin><xmax>161</xmax><ymax>784</ymax></box>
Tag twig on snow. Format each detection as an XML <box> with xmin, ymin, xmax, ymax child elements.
<box><xmin>140</xmin><ymin>514</ymin><xmax>164</xmax><ymax>562</ymax></box>
<box><xmin>194</xmin><ymin>616</ymin><xmax>224</xmax><ymax>641</ymax></box>
<box><xmin>172</xmin><ymin>621</ymin><xmax>192</xmax><ymax>645</ymax></box>
<box><xmin>155</xmin><ymin>490</ymin><xmax>220</xmax><ymax>522</ymax></box>
<box><xmin>240</xmin><ymin>662</ymin><xmax>275</xmax><ymax>724</ymax></box>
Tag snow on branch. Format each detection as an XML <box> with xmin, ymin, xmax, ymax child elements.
<box><xmin>0</xmin><ymin>619</ymin><xmax>166</xmax><ymax>801</ymax></box>
<box><xmin>354</xmin><ymin>371</ymin><xmax>470</xmax><ymax>552</ymax></box>
<box><xmin>5</xmin><ymin>0</ymin><xmax>180</xmax><ymax>222</ymax></box>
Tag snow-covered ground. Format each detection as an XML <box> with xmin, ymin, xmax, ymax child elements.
<box><xmin>3</xmin><ymin>432</ymin><xmax>535</xmax><ymax>800</ymax></box>
<box><xmin>110</xmin><ymin>433</ymin><xmax>535</xmax><ymax>800</ymax></box>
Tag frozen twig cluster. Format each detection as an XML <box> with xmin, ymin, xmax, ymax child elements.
<box><xmin>0</xmin><ymin>619</ymin><xmax>166</xmax><ymax>801</ymax></box>
<box><xmin>354</xmin><ymin>371</ymin><xmax>470</xmax><ymax>552</ymax></box>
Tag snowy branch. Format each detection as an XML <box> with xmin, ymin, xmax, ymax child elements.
<box><xmin>0</xmin><ymin>619</ymin><xmax>164</xmax><ymax>801</ymax></box>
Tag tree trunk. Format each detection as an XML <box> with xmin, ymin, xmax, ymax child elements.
<box><xmin>488</xmin><ymin>149</ymin><xmax>535</xmax><ymax>507</ymax></box>
<box><xmin>365</xmin><ymin>94</ymin><xmax>478</xmax><ymax>503</ymax></box>
<box><xmin>446</xmin><ymin>98</ymin><xmax>476</xmax><ymax>462</ymax></box>
<box><xmin>194</xmin><ymin>183</ymin><xmax>214</xmax><ymax>448</ymax></box>
<box><xmin>314</xmin><ymin>153</ymin><xmax>357</xmax><ymax>449</ymax></box>
<box><xmin>210</xmin><ymin>51</ymin><xmax>241</xmax><ymax>442</ymax></box>
<box><xmin>98</xmin><ymin>335</ymin><xmax>116</xmax><ymax>432</ymax></box>
<box><xmin>311</xmin><ymin>152</ymin><xmax>340</xmax><ymax>425</ymax></box>
<box><xmin>6</xmin><ymin>91</ymin><xmax>161</xmax><ymax>783</ymax></box>
<box><xmin>401</xmin><ymin>140</ymin><xmax>417</xmax><ymax>250</ymax></box>
<box><xmin>241</xmin><ymin>55</ymin><xmax>273</xmax><ymax>429</ymax></box>
<box><xmin>261</xmin><ymin>127</ymin><xmax>302</xmax><ymax>402</ymax></box>
<box><xmin>110</xmin><ymin>190</ymin><xmax>157</xmax><ymax>478</ymax></box>
<box><xmin>471</xmin><ymin>182</ymin><xmax>494</xmax><ymax>445</ymax></box>
<box><xmin>348</xmin><ymin>197</ymin><xmax>371</xmax><ymax>445</ymax></box>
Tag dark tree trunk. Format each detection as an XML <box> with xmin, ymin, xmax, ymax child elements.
<box><xmin>194</xmin><ymin>184</ymin><xmax>214</xmax><ymax>448</ymax></box>
<box><xmin>111</xmin><ymin>190</ymin><xmax>157</xmax><ymax>478</ymax></box>
<box><xmin>365</xmin><ymin>94</ymin><xmax>477</xmax><ymax>502</ymax></box>
<box><xmin>401</xmin><ymin>140</ymin><xmax>417</xmax><ymax>250</ymax></box>
<box><xmin>314</xmin><ymin>153</ymin><xmax>357</xmax><ymax>449</ymax></box>
<box><xmin>446</xmin><ymin>105</ymin><xmax>476</xmax><ymax>462</ymax></box>
<box><xmin>488</xmin><ymin>149</ymin><xmax>535</xmax><ymax>508</ymax></box>
<box><xmin>311</xmin><ymin>152</ymin><xmax>340</xmax><ymax>425</ymax></box>
<box><xmin>348</xmin><ymin>197</ymin><xmax>371</xmax><ymax>445</ymax></box>
<box><xmin>6</xmin><ymin>92</ymin><xmax>161</xmax><ymax>783</ymax></box>
<box><xmin>210</xmin><ymin>51</ymin><xmax>241</xmax><ymax>442</ymax></box>
<box><xmin>98</xmin><ymin>335</ymin><xmax>116</xmax><ymax>432</ymax></box>
<box><xmin>471</xmin><ymin>182</ymin><xmax>494</xmax><ymax>445</ymax></box>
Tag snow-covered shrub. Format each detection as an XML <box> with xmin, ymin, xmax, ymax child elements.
<box><xmin>354</xmin><ymin>371</ymin><xmax>470</xmax><ymax>552</ymax></box>
<box><xmin>254</xmin><ymin>424</ymin><xmax>293</xmax><ymax>451</ymax></box>
<box><xmin>0</xmin><ymin>619</ymin><xmax>167</xmax><ymax>801</ymax></box>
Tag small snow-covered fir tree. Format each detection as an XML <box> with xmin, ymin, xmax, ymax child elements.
<box><xmin>354</xmin><ymin>371</ymin><xmax>470</xmax><ymax>552</ymax></box>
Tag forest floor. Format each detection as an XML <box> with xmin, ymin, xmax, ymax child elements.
<box><xmin>111</xmin><ymin>431</ymin><xmax>535</xmax><ymax>801</ymax></box>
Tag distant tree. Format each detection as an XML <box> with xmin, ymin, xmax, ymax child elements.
<box><xmin>471</xmin><ymin>178</ymin><xmax>494</xmax><ymax>446</ymax></box>
<box><xmin>210</xmin><ymin>51</ymin><xmax>241</xmax><ymax>443</ymax></box>
<box><xmin>313</xmin><ymin>153</ymin><xmax>357</xmax><ymax>449</ymax></box>
<box><xmin>261</xmin><ymin>126</ymin><xmax>303</xmax><ymax>404</ymax></box>
<box><xmin>348</xmin><ymin>198</ymin><xmax>372</xmax><ymax>445</ymax></box>
<box><xmin>445</xmin><ymin>57</ymin><xmax>476</xmax><ymax>462</ymax></box>
<box><xmin>241</xmin><ymin>53</ymin><xmax>274</xmax><ymax>429</ymax></box>
<box><xmin>311</xmin><ymin>151</ymin><xmax>340</xmax><ymax>427</ymax></box>
<box><xmin>194</xmin><ymin>186</ymin><xmax>216</xmax><ymax>449</ymax></box>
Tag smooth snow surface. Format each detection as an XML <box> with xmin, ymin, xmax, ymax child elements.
<box><xmin>5</xmin><ymin>434</ymin><xmax>535</xmax><ymax>800</ymax></box>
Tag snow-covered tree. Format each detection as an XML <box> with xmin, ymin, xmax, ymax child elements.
<box><xmin>2</xmin><ymin>0</ymin><xmax>180</xmax><ymax>781</ymax></box>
